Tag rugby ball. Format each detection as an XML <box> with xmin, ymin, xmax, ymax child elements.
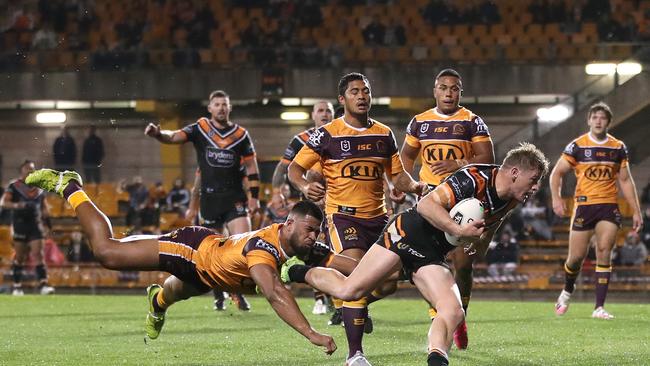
<box><xmin>444</xmin><ymin>198</ymin><xmax>485</xmax><ymax>246</ymax></box>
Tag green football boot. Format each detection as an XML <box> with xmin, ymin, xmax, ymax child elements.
<box><xmin>145</xmin><ymin>284</ymin><xmax>165</xmax><ymax>340</ymax></box>
<box><xmin>25</xmin><ymin>169</ymin><xmax>83</xmax><ymax>197</ymax></box>
<box><xmin>280</xmin><ymin>256</ymin><xmax>306</xmax><ymax>284</ymax></box>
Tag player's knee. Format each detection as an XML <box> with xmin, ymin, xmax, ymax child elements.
<box><xmin>379</xmin><ymin>280</ymin><xmax>398</xmax><ymax>296</ymax></box>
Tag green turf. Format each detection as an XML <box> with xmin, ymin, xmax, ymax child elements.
<box><xmin>1</xmin><ymin>295</ymin><xmax>648</xmax><ymax>365</ymax></box>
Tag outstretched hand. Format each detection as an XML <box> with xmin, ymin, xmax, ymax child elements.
<box><xmin>144</xmin><ymin>123</ymin><xmax>161</xmax><ymax>138</ymax></box>
<box><xmin>308</xmin><ymin>332</ymin><xmax>337</xmax><ymax>355</ymax></box>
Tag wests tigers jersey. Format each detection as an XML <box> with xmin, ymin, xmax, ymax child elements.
<box><xmin>180</xmin><ymin>118</ymin><xmax>255</xmax><ymax>194</ymax></box>
<box><xmin>281</xmin><ymin>127</ymin><xmax>316</xmax><ymax>164</ymax></box>
<box><xmin>561</xmin><ymin>133</ymin><xmax>628</xmax><ymax>205</ymax></box>
<box><xmin>404</xmin><ymin>107</ymin><xmax>491</xmax><ymax>185</ymax></box>
<box><xmin>6</xmin><ymin>179</ymin><xmax>44</xmax><ymax>225</ymax></box>
<box><xmin>293</xmin><ymin>117</ymin><xmax>403</xmax><ymax>218</ymax></box>
<box><xmin>436</xmin><ymin>164</ymin><xmax>518</xmax><ymax>231</ymax></box>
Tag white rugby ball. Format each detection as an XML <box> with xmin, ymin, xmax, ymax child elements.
<box><xmin>445</xmin><ymin>198</ymin><xmax>485</xmax><ymax>246</ymax></box>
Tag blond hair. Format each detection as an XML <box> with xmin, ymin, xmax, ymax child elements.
<box><xmin>502</xmin><ymin>142</ymin><xmax>550</xmax><ymax>179</ymax></box>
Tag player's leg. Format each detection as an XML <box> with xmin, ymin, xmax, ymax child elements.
<box><xmin>11</xmin><ymin>240</ymin><xmax>29</xmax><ymax>295</ymax></box>
<box><xmin>448</xmin><ymin>248</ymin><xmax>474</xmax><ymax>349</ymax></box>
<box><xmin>555</xmin><ymin>229</ymin><xmax>592</xmax><ymax>315</ymax></box>
<box><xmin>26</xmin><ymin>169</ymin><xmax>160</xmax><ymax>270</ymax></box>
<box><xmin>145</xmin><ymin>275</ymin><xmax>209</xmax><ymax>339</ymax></box>
<box><xmin>225</xmin><ymin>214</ymin><xmax>252</xmax><ymax>311</ymax></box>
<box><xmin>412</xmin><ymin>264</ymin><xmax>464</xmax><ymax>366</ymax></box>
<box><xmin>592</xmin><ymin>220</ymin><xmax>618</xmax><ymax>319</ymax></box>
<box><xmin>28</xmin><ymin>238</ymin><xmax>54</xmax><ymax>294</ymax></box>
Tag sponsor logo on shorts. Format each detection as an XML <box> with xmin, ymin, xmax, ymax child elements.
<box><xmin>396</xmin><ymin>242</ymin><xmax>425</xmax><ymax>258</ymax></box>
<box><xmin>343</xmin><ymin>226</ymin><xmax>358</xmax><ymax>241</ymax></box>
<box><xmin>338</xmin><ymin>205</ymin><xmax>357</xmax><ymax>215</ymax></box>
<box><xmin>573</xmin><ymin>217</ymin><xmax>584</xmax><ymax>228</ymax></box>
<box><xmin>205</xmin><ymin>147</ymin><xmax>235</xmax><ymax>168</ymax></box>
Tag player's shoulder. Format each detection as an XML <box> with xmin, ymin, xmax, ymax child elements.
<box><xmin>368</xmin><ymin>118</ymin><xmax>393</xmax><ymax>134</ymax></box>
<box><xmin>605</xmin><ymin>133</ymin><xmax>626</xmax><ymax>148</ymax></box>
<box><xmin>413</xmin><ymin>108</ymin><xmax>437</xmax><ymax>121</ymax></box>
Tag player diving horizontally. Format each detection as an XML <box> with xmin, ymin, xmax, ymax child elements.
<box><xmin>282</xmin><ymin>143</ymin><xmax>549</xmax><ymax>366</ymax></box>
<box><xmin>25</xmin><ymin>168</ymin><xmax>342</xmax><ymax>355</ymax></box>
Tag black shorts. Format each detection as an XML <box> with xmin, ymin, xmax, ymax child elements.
<box><xmin>199</xmin><ymin>191</ymin><xmax>248</xmax><ymax>230</ymax></box>
<box><xmin>12</xmin><ymin>222</ymin><xmax>44</xmax><ymax>242</ymax></box>
<box><xmin>374</xmin><ymin>210</ymin><xmax>452</xmax><ymax>281</ymax></box>
<box><xmin>157</xmin><ymin>226</ymin><xmax>215</xmax><ymax>292</ymax></box>
<box><xmin>571</xmin><ymin>203</ymin><xmax>622</xmax><ymax>231</ymax></box>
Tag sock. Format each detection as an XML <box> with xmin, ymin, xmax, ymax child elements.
<box><xmin>461</xmin><ymin>296</ymin><xmax>470</xmax><ymax>314</ymax></box>
<box><xmin>366</xmin><ymin>289</ymin><xmax>383</xmax><ymax>305</ymax></box>
<box><xmin>563</xmin><ymin>263</ymin><xmax>580</xmax><ymax>293</ymax></box>
<box><xmin>595</xmin><ymin>265</ymin><xmax>612</xmax><ymax>308</ymax></box>
<box><xmin>213</xmin><ymin>289</ymin><xmax>225</xmax><ymax>301</ymax></box>
<box><xmin>342</xmin><ymin>302</ymin><xmax>367</xmax><ymax>358</ymax></box>
<box><xmin>11</xmin><ymin>263</ymin><xmax>23</xmax><ymax>284</ymax></box>
<box><xmin>287</xmin><ymin>264</ymin><xmax>313</xmax><ymax>283</ymax></box>
<box><xmin>35</xmin><ymin>264</ymin><xmax>47</xmax><ymax>283</ymax></box>
<box><xmin>428</xmin><ymin>306</ymin><xmax>438</xmax><ymax>320</ymax></box>
<box><xmin>427</xmin><ymin>350</ymin><xmax>449</xmax><ymax>366</ymax></box>
<box><xmin>332</xmin><ymin>297</ymin><xmax>343</xmax><ymax>310</ymax></box>
<box><xmin>153</xmin><ymin>289</ymin><xmax>168</xmax><ymax>313</ymax></box>
<box><xmin>67</xmin><ymin>190</ymin><xmax>90</xmax><ymax>210</ymax></box>
<box><xmin>63</xmin><ymin>181</ymin><xmax>83</xmax><ymax>200</ymax></box>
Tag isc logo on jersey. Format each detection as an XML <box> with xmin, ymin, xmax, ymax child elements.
<box><xmin>423</xmin><ymin>143</ymin><xmax>465</xmax><ymax>163</ymax></box>
<box><xmin>341</xmin><ymin>160</ymin><xmax>382</xmax><ymax>181</ymax></box>
<box><xmin>585</xmin><ymin>166</ymin><xmax>614</xmax><ymax>181</ymax></box>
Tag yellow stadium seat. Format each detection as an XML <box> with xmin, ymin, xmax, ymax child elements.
<box><xmin>452</xmin><ymin>24</ymin><xmax>470</xmax><ymax>37</ymax></box>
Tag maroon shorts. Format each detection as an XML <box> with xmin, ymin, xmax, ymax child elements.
<box><xmin>157</xmin><ymin>226</ymin><xmax>215</xmax><ymax>292</ymax></box>
<box><xmin>326</xmin><ymin>213</ymin><xmax>388</xmax><ymax>253</ymax></box>
<box><xmin>571</xmin><ymin>203</ymin><xmax>621</xmax><ymax>231</ymax></box>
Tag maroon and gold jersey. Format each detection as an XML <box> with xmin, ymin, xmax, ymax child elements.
<box><xmin>160</xmin><ymin>224</ymin><xmax>286</xmax><ymax>294</ymax></box>
<box><xmin>293</xmin><ymin>117</ymin><xmax>404</xmax><ymax>218</ymax></box>
<box><xmin>404</xmin><ymin>107</ymin><xmax>491</xmax><ymax>185</ymax></box>
<box><xmin>561</xmin><ymin>133</ymin><xmax>628</xmax><ymax>206</ymax></box>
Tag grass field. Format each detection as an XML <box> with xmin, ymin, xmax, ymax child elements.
<box><xmin>1</xmin><ymin>294</ymin><xmax>649</xmax><ymax>365</ymax></box>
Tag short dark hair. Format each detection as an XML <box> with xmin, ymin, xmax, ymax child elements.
<box><xmin>209</xmin><ymin>90</ymin><xmax>229</xmax><ymax>100</ymax></box>
<box><xmin>587</xmin><ymin>102</ymin><xmax>613</xmax><ymax>124</ymax></box>
<box><xmin>435</xmin><ymin>68</ymin><xmax>462</xmax><ymax>82</ymax></box>
<box><xmin>337</xmin><ymin>72</ymin><xmax>369</xmax><ymax>97</ymax></box>
<box><xmin>20</xmin><ymin>159</ymin><xmax>34</xmax><ymax>170</ymax></box>
<box><xmin>290</xmin><ymin>200</ymin><xmax>324</xmax><ymax>223</ymax></box>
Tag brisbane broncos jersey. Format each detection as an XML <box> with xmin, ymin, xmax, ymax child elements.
<box><xmin>6</xmin><ymin>179</ymin><xmax>45</xmax><ymax>226</ymax></box>
<box><xmin>436</xmin><ymin>164</ymin><xmax>518</xmax><ymax>232</ymax></box>
<box><xmin>293</xmin><ymin>117</ymin><xmax>404</xmax><ymax>218</ymax></box>
<box><xmin>404</xmin><ymin>107</ymin><xmax>491</xmax><ymax>185</ymax></box>
<box><xmin>561</xmin><ymin>133</ymin><xmax>628</xmax><ymax>205</ymax></box>
<box><xmin>180</xmin><ymin>118</ymin><xmax>255</xmax><ymax>194</ymax></box>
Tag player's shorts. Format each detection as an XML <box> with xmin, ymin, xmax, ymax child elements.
<box><xmin>374</xmin><ymin>210</ymin><xmax>451</xmax><ymax>282</ymax></box>
<box><xmin>157</xmin><ymin>226</ymin><xmax>215</xmax><ymax>292</ymax></box>
<box><xmin>571</xmin><ymin>203</ymin><xmax>621</xmax><ymax>231</ymax></box>
<box><xmin>326</xmin><ymin>213</ymin><xmax>388</xmax><ymax>253</ymax></box>
<box><xmin>199</xmin><ymin>191</ymin><xmax>248</xmax><ymax>230</ymax></box>
<box><xmin>12</xmin><ymin>222</ymin><xmax>44</xmax><ymax>242</ymax></box>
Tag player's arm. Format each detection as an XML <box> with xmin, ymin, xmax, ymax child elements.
<box><xmin>0</xmin><ymin>191</ymin><xmax>23</xmax><ymax>209</ymax></box>
<box><xmin>249</xmin><ymin>263</ymin><xmax>336</xmax><ymax>354</ymax></box>
<box><xmin>143</xmin><ymin>123</ymin><xmax>188</xmax><ymax>144</ymax></box>
<box><xmin>40</xmin><ymin>197</ymin><xmax>52</xmax><ymax>237</ymax></box>
<box><xmin>242</xmin><ymin>154</ymin><xmax>261</xmax><ymax>213</ymax></box>
<box><xmin>391</xmin><ymin>170</ymin><xmax>428</xmax><ymax>197</ymax></box>
<box><xmin>416</xmin><ymin>187</ymin><xmax>484</xmax><ymax>239</ymax></box>
<box><xmin>399</xmin><ymin>141</ymin><xmax>420</xmax><ymax>177</ymax></box>
<box><xmin>549</xmin><ymin>157</ymin><xmax>572</xmax><ymax>217</ymax></box>
<box><xmin>618</xmin><ymin>164</ymin><xmax>643</xmax><ymax>233</ymax></box>
<box><xmin>271</xmin><ymin>160</ymin><xmax>289</xmax><ymax>195</ymax></box>
<box><xmin>185</xmin><ymin>169</ymin><xmax>201</xmax><ymax>222</ymax></box>
<box><xmin>288</xmin><ymin>154</ymin><xmax>324</xmax><ymax>202</ymax></box>
<box><xmin>467</xmin><ymin>141</ymin><xmax>495</xmax><ymax>165</ymax></box>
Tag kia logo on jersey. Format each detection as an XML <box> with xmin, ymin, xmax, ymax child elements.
<box><xmin>341</xmin><ymin>160</ymin><xmax>383</xmax><ymax>181</ymax></box>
